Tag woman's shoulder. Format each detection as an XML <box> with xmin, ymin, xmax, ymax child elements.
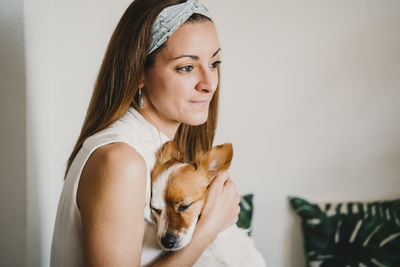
<box><xmin>77</xmin><ymin>142</ymin><xmax>147</xmax><ymax>210</ymax></box>
<box><xmin>86</xmin><ymin>142</ymin><xmax>147</xmax><ymax>178</ymax></box>
<box><xmin>91</xmin><ymin>142</ymin><xmax>147</xmax><ymax>172</ymax></box>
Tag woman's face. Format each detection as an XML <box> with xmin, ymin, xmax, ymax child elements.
<box><xmin>142</xmin><ymin>20</ymin><xmax>220</xmax><ymax>126</ymax></box>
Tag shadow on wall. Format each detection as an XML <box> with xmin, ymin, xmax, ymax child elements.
<box><xmin>0</xmin><ymin>0</ymin><xmax>40</xmax><ymax>266</ymax></box>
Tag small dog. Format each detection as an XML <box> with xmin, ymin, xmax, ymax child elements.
<box><xmin>150</xmin><ymin>141</ymin><xmax>266</xmax><ymax>267</ymax></box>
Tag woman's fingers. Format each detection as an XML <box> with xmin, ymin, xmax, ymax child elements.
<box><xmin>207</xmin><ymin>172</ymin><xmax>228</xmax><ymax>196</ymax></box>
<box><xmin>199</xmin><ymin>171</ymin><xmax>241</xmax><ymax>233</ymax></box>
<box><xmin>213</xmin><ymin>172</ymin><xmax>229</xmax><ymax>187</ymax></box>
<box><xmin>235</xmin><ymin>194</ymin><xmax>241</xmax><ymax>205</ymax></box>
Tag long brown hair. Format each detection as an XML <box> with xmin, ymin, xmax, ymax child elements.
<box><xmin>65</xmin><ymin>0</ymin><xmax>220</xmax><ymax>178</ymax></box>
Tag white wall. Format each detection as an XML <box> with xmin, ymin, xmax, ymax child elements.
<box><xmin>4</xmin><ymin>0</ymin><xmax>398</xmax><ymax>266</ymax></box>
<box><xmin>208</xmin><ymin>1</ymin><xmax>400</xmax><ymax>266</ymax></box>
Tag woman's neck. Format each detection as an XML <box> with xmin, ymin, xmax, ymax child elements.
<box><xmin>138</xmin><ymin>106</ymin><xmax>180</xmax><ymax>141</ymax></box>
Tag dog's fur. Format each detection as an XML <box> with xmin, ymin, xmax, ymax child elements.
<box><xmin>150</xmin><ymin>141</ymin><xmax>266</xmax><ymax>266</ymax></box>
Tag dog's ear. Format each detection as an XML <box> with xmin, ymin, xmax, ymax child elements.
<box><xmin>196</xmin><ymin>143</ymin><xmax>233</xmax><ymax>180</ymax></box>
<box><xmin>156</xmin><ymin>141</ymin><xmax>184</xmax><ymax>165</ymax></box>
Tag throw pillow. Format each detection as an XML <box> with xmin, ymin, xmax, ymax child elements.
<box><xmin>290</xmin><ymin>196</ymin><xmax>400</xmax><ymax>267</ymax></box>
<box><xmin>237</xmin><ymin>193</ymin><xmax>254</xmax><ymax>236</ymax></box>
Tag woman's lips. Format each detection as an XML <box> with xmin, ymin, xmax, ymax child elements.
<box><xmin>189</xmin><ymin>100</ymin><xmax>210</xmax><ymax>107</ymax></box>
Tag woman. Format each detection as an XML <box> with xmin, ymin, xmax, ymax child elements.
<box><xmin>50</xmin><ymin>0</ymin><xmax>240</xmax><ymax>266</ymax></box>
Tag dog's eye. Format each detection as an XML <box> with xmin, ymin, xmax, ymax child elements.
<box><xmin>178</xmin><ymin>203</ymin><xmax>192</xmax><ymax>212</ymax></box>
<box><xmin>152</xmin><ymin>208</ymin><xmax>162</xmax><ymax>215</ymax></box>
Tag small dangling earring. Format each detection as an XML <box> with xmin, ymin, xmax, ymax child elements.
<box><xmin>137</xmin><ymin>87</ymin><xmax>144</xmax><ymax>109</ymax></box>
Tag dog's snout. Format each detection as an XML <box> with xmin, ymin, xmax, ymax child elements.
<box><xmin>161</xmin><ymin>232</ymin><xmax>177</xmax><ymax>249</ymax></box>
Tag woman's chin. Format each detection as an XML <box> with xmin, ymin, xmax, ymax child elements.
<box><xmin>181</xmin><ymin>113</ymin><xmax>209</xmax><ymax>126</ymax></box>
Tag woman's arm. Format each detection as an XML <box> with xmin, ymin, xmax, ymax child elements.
<box><xmin>77</xmin><ymin>142</ymin><xmax>147</xmax><ymax>267</ymax></box>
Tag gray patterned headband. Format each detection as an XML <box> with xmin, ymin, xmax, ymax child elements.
<box><xmin>148</xmin><ymin>0</ymin><xmax>212</xmax><ymax>55</ymax></box>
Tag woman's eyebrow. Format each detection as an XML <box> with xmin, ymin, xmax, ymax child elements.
<box><xmin>170</xmin><ymin>48</ymin><xmax>221</xmax><ymax>61</ymax></box>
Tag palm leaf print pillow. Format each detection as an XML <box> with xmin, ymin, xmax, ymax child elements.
<box><xmin>290</xmin><ymin>196</ymin><xmax>400</xmax><ymax>267</ymax></box>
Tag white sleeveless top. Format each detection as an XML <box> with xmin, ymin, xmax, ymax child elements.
<box><xmin>50</xmin><ymin>107</ymin><xmax>169</xmax><ymax>267</ymax></box>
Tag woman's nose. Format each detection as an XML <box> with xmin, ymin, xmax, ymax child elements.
<box><xmin>195</xmin><ymin>66</ymin><xmax>218</xmax><ymax>93</ymax></box>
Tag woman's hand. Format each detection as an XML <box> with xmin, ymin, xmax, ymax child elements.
<box><xmin>196</xmin><ymin>172</ymin><xmax>241</xmax><ymax>240</ymax></box>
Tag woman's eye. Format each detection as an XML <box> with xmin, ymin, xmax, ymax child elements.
<box><xmin>210</xmin><ymin>60</ymin><xmax>222</xmax><ymax>68</ymax></box>
<box><xmin>177</xmin><ymin>65</ymin><xmax>194</xmax><ymax>72</ymax></box>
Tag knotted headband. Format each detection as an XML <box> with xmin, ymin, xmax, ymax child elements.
<box><xmin>148</xmin><ymin>0</ymin><xmax>212</xmax><ymax>55</ymax></box>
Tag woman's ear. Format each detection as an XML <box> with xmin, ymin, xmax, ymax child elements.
<box><xmin>138</xmin><ymin>73</ymin><xmax>145</xmax><ymax>88</ymax></box>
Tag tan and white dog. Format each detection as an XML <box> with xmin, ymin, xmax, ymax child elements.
<box><xmin>150</xmin><ymin>141</ymin><xmax>266</xmax><ymax>267</ymax></box>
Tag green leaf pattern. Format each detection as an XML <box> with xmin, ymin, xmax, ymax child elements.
<box><xmin>237</xmin><ymin>194</ymin><xmax>254</xmax><ymax>236</ymax></box>
<box><xmin>290</xmin><ymin>197</ymin><xmax>400</xmax><ymax>267</ymax></box>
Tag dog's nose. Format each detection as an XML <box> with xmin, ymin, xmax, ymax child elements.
<box><xmin>161</xmin><ymin>232</ymin><xmax>177</xmax><ymax>249</ymax></box>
